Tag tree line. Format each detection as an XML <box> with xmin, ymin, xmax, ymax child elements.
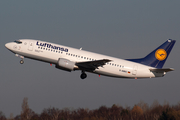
<box><xmin>0</xmin><ymin>98</ymin><xmax>180</xmax><ymax>120</ymax></box>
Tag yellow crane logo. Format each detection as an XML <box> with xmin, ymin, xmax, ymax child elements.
<box><xmin>155</xmin><ymin>49</ymin><xmax>167</xmax><ymax>61</ymax></box>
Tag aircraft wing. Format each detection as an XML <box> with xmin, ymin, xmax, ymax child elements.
<box><xmin>76</xmin><ymin>59</ymin><xmax>111</xmax><ymax>71</ymax></box>
<box><xmin>149</xmin><ymin>68</ymin><xmax>174</xmax><ymax>72</ymax></box>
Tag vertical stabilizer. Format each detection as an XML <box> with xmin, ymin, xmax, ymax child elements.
<box><xmin>126</xmin><ymin>39</ymin><xmax>176</xmax><ymax>68</ymax></box>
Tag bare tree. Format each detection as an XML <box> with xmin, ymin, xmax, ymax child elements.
<box><xmin>0</xmin><ymin>111</ymin><xmax>6</xmax><ymax>120</ymax></box>
<box><xmin>21</xmin><ymin>97</ymin><xmax>34</xmax><ymax>120</ymax></box>
<box><xmin>8</xmin><ymin>113</ymin><xmax>14</xmax><ymax>120</ymax></box>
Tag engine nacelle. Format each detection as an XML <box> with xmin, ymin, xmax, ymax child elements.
<box><xmin>56</xmin><ymin>58</ymin><xmax>75</xmax><ymax>72</ymax></box>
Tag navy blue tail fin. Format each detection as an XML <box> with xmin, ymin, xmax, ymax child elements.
<box><xmin>126</xmin><ymin>39</ymin><xmax>176</xmax><ymax>68</ymax></box>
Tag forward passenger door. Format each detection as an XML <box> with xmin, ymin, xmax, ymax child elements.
<box><xmin>28</xmin><ymin>41</ymin><xmax>34</xmax><ymax>51</ymax></box>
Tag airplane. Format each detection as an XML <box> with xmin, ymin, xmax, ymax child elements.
<box><xmin>5</xmin><ymin>39</ymin><xmax>176</xmax><ymax>79</ymax></box>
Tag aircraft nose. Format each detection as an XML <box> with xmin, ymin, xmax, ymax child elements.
<box><xmin>5</xmin><ymin>43</ymin><xmax>11</xmax><ymax>50</ymax></box>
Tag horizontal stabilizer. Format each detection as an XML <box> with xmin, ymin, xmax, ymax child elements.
<box><xmin>149</xmin><ymin>68</ymin><xmax>174</xmax><ymax>72</ymax></box>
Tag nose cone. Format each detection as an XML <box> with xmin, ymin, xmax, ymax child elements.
<box><xmin>5</xmin><ymin>43</ymin><xmax>11</xmax><ymax>49</ymax></box>
<box><xmin>5</xmin><ymin>42</ymin><xmax>14</xmax><ymax>50</ymax></box>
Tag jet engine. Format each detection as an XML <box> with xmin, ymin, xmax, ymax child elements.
<box><xmin>56</xmin><ymin>58</ymin><xmax>75</xmax><ymax>72</ymax></box>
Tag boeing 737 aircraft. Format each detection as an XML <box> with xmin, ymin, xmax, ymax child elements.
<box><xmin>5</xmin><ymin>39</ymin><xmax>175</xmax><ymax>79</ymax></box>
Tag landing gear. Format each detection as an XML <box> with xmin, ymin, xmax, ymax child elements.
<box><xmin>15</xmin><ymin>54</ymin><xmax>24</xmax><ymax>64</ymax></box>
<box><xmin>80</xmin><ymin>71</ymin><xmax>87</xmax><ymax>79</ymax></box>
<box><xmin>19</xmin><ymin>56</ymin><xmax>24</xmax><ymax>64</ymax></box>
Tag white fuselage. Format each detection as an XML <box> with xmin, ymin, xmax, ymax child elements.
<box><xmin>5</xmin><ymin>39</ymin><xmax>164</xmax><ymax>79</ymax></box>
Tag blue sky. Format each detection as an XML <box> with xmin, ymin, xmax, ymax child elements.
<box><xmin>0</xmin><ymin>0</ymin><xmax>180</xmax><ymax>117</ymax></box>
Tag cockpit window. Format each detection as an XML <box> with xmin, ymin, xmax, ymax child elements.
<box><xmin>14</xmin><ymin>40</ymin><xmax>22</xmax><ymax>44</ymax></box>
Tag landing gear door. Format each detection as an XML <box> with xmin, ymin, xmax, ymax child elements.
<box><xmin>132</xmin><ymin>65</ymin><xmax>138</xmax><ymax>75</ymax></box>
<box><xmin>28</xmin><ymin>41</ymin><xmax>34</xmax><ymax>51</ymax></box>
